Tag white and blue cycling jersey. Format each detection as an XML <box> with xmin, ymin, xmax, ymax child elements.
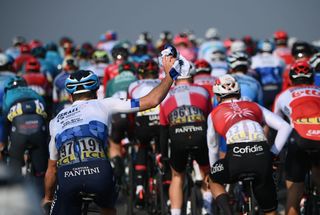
<box><xmin>49</xmin><ymin>98</ymin><xmax>140</xmax><ymax>163</ymax></box>
<box><xmin>233</xmin><ymin>73</ymin><xmax>264</xmax><ymax>105</ymax></box>
<box><xmin>251</xmin><ymin>53</ymin><xmax>285</xmax><ymax>86</ymax></box>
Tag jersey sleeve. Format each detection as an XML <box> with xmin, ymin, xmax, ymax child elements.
<box><xmin>48</xmin><ymin>120</ymin><xmax>58</xmax><ymax>161</ymax></box>
<box><xmin>260</xmin><ymin>105</ymin><xmax>292</xmax><ymax>155</ymax></box>
<box><xmin>100</xmin><ymin>97</ymin><xmax>140</xmax><ymax>114</ymax></box>
<box><xmin>207</xmin><ymin>114</ymin><xmax>220</xmax><ymax>166</ymax></box>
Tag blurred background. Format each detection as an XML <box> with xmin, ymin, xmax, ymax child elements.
<box><xmin>0</xmin><ymin>0</ymin><xmax>319</xmax><ymax>48</ymax></box>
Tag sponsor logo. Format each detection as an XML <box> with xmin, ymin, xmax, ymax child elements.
<box><xmin>306</xmin><ymin>129</ymin><xmax>320</xmax><ymax>136</ymax></box>
<box><xmin>175</xmin><ymin>126</ymin><xmax>203</xmax><ymax>133</ymax></box>
<box><xmin>57</xmin><ymin>107</ymin><xmax>79</xmax><ymax>122</ymax></box>
<box><xmin>64</xmin><ymin>166</ymin><xmax>100</xmax><ymax>178</ymax></box>
<box><xmin>233</xmin><ymin>144</ymin><xmax>263</xmax><ymax>154</ymax></box>
<box><xmin>292</xmin><ymin>89</ymin><xmax>320</xmax><ymax>98</ymax></box>
<box><xmin>211</xmin><ymin>163</ymin><xmax>224</xmax><ymax>174</ymax></box>
<box><xmin>295</xmin><ymin>117</ymin><xmax>320</xmax><ymax>125</ymax></box>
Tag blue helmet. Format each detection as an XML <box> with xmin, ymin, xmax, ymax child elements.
<box><xmin>257</xmin><ymin>39</ymin><xmax>274</xmax><ymax>53</ymax></box>
<box><xmin>65</xmin><ymin>70</ymin><xmax>100</xmax><ymax>95</ymax></box>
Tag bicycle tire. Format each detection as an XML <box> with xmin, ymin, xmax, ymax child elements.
<box><xmin>127</xmin><ymin>146</ymin><xmax>135</xmax><ymax>215</ymax></box>
<box><xmin>190</xmin><ymin>185</ymin><xmax>202</xmax><ymax>215</ymax></box>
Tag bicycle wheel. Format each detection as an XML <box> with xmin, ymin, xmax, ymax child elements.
<box><xmin>126</xmin><ymin>146</ymin><xmax>135</xmax><ymax>215</ymax></box>
<box><xmin>190</xmin><ymin>185</ymin><xmax>202</xmax><ymax>215</ymax></box>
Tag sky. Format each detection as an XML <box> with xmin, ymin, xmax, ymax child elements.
<box><xmin>0</xmin><ymin>0</ymin><xmax>319</xmax><ymax>49</ymax></box>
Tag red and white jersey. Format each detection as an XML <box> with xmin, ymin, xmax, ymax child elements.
<box><xmin>103</xmin><ymin>63</ymin><xmax>119</xmax><ymax>89</ymax></box>
<box><xmin>193</xmin><ymin>73</ymin><xmax>216</xmax><ymax>98</ymax></box>
<box><xmin>159</xmin><ymin>83</ymin><xmax>211</xmax><ymax>126</ymax></box>
<box><xmin>207</xmin><ymin>100</ymin><xmax>292</xmax><ymax>165</ymax></box>
<box><xmin>273</xmin><ymin>47</ymin><xmax>294</xmax><ymax>66</ymax></box>
<box><xmin>128</xmin><ymin>79</ymin><xmax>161</xmax><ymax>116</ymax></box>
<box><xmin>23</xmin><ymin>72</ymin><xmax>50</xmax><ymax>97</ymax></box>
<box><xmin>273</xmin><ymin>85</ymin><xmax>320</xmax><ymax>141</ymax></box>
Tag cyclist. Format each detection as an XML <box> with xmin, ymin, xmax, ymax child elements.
<box><xmin>22</xmin><ymin>57</ymin><xmax>51</xmax><ymax>101</ymax></box>
<box><xmin>5</xmin><ymin>36</ymin><xmax>26</xmax><ymax>60</ymax></box>
<box><xmin>251</xmin><ymin>39</ymin><xmax>285</xmax><ymax>109</ymax></box>
<box><xmin>42</xmin><ymin>47</ymin><xmax>181</xmax><ymax>214</ymax></box>
<box><xmin>198</xmin><ymin>27</ymin><xmax>221</xmax><ymax>59</ymax></box>
<box><xmin>13</xmin><ymin>44</ymin><xmax>34</xmax><ymax>73</ymax></box>
<box><xmin>2</xmin><ymin>76</ymin><xmax>48</xmax><ymax>196</ymax></box>
<box><xmin>0</xmin><ymin>54</ymin><xmax>15</xmax><ymax>159</ymax></box>
<box><xmin>156</xmin><ymin>31</ymin><xmax>173</xmax><ymax>53</ymax></box>
<box><xmin>103</xmin><ymin>46</ymin><xmax>130</xmax><ymax>88</ymax></box>
<box><xmin>272</xmin><ymin>30</ymin><xmax>294</xmax><ymax>66</ymax></box>
<box><xmin>309</xmin><ymin>52</ymin><xmax>320</xmax><ymax>86</ymax></box>
<box><xmin>105</xmin><ymin>61</ymin><xmax>138</xmax><ymax>181</ymax></box>
<box><xmin>31</xmin><ymin>45</ymin><xmax>59</xmax><ymax>84</ymax></box>
<box><xmin>202</xmin><ymin>41</ymin><xmax>228</xmax><ymax>78</ymax></box>
<box><xmin>273</xmin><ymin>60</ymin><xmax>320</xmax><ymax>215</ymax></box>
<box><xmin>227</xmin><ymin>52</ymin><xmax>264</xmax><ymax>105</ymax></box>
<box><xmin>207</xmin><ymin>74</ymin><xmax>292</xmax><ymax>215</ymax></box>
<box><xmin>282</xmin><ymin>41</ymin><xmax>314</xmax><ymax>90</ymax></box>
<box><xmin>130</xmin><ymin>39</ymin><xmax>151</xmax><ymax>64</ymax></box>
<box><xmin>230</xmin><ymin>40</ymin><xmax>247</xmax><ymax>54</ymax></box>
<box><xmin>192</xmin><ymin>59</ymin><xmax>217</xmax><ymax>98</ymax></box>
<box><xmin>86</xmin><ymin>50</ymin><xmax>110</xmax><ymax>99</ymax></box>
<box><xmin>173</xmin><ymin>33</ymin><xmax>197</xmax><ymax>62</ymax></box>
<box><xmin>159</xmin><ymin>55</ymin><xmax>212</xmax><ymax>215</ymax></box>
<box><xmin>52</xmin><ymin>56</ymin><xmax>78</xmax><ymax>115</ymax></box>
<box><xmin>97</xmin><ymin>30</ymin><xmax>118</xmax><ymax>56</ymax></box>
<box><xmin>45</xmin><ymin>42</ymin><xmax>63</xmax><ymax>69</ymax></box>
<box><xmin>127</xmin><ymin>59</ymin><xmax>161</xmax><ymax>208</ymax></box>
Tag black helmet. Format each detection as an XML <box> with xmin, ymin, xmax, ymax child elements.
<box><xmin>138</xmin><ymin>59</ymin><xmax>159</xmax><ymax>77</ymax></box>
<box><xmin>291</xmin><ymin>41</ymin><xmax>313</xmax><ymax>59</ymax></box>
<box><xmin>111</xmin><ymin>46</ymin><xmax>129</xmax><ymax>61</ymax></box>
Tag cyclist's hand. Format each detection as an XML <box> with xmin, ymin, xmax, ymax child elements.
<box><xmin>41</xmin><ymin>199</ymin><xmax>52</xmax><ymax>215</ymax></box>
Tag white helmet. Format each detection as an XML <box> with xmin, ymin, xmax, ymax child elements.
<box><xmin>205</xmin><ymin>27</ymin><xmax>220</xmax><ymax>40</ymax></box>
<box><xmin>213</xmin><ymin>74</ymin><xmax>240</xmax><ymax>97</ymax></box>
<box><xmin>230</xmin><ymin>40</ymin><xmax>246</xmax><ymax>54</ymax></box>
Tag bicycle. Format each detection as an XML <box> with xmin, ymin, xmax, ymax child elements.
<box><xmin>119</xmin><ymin>137</ymin><xmax>136</xmax><ymax>215</ymax></box>
<box><xmin>146</xmin><ymin>150</ymin><xmax>170</xmax><ymax>215</ymax></box>
<box><xmin>299</xmin><ymin>149</ymin><xmax>320</xmax><ymax>215</ymax></box>
<box><xmin>232</xmin><ymin>173</ymin><xmax>260</xmax><ymax>215</ymax></box>
<box><xmin>79</xmin><ymin>191</ymin><xmax>99</xmax><ymax>215</ymax></box>
<box><xmin>182</xmin><ymin>145</ymin><xmax>204</xmax><ymax>215</ymax></box>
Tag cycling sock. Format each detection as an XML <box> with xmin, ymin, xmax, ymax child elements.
<box><xmin>170</xmin><ymin>208</ymin><xmax>181</xmax><ymax>215</ymax></box>
<box><xmin>216</xmin><ymin>193</ymin><xmax>233</xmax><ymax>215</ymax></box>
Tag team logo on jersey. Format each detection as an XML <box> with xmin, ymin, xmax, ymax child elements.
<box><xmin>64</xmin><ymin>166</ymin><xmax>100</xmax><ymax>178</ymax></box>
<box><xmin>57</xmin><ymin>107</ymin><xmax>80</xmax><ymax>122</ymax></box>
<box><xmin>292</xmin><ymin>89</ymin><xmax>320</xmax><ymax>98</ymax></box>
<box><xmin>211</xmin><ymin>163</ymin><xmax>224</xmax><ymax>174</ymax></box>
<box><xmin>306</xmin><ymin>129</ymin><xmax>320</xmax><ymax>136</ymax></box>
<box><xmin>233</xmin><ymin>144</ymin><xmax>263</xmax><ymax>154</ymax></box>
<box><xmin>224</xmin><ymin>103</ymin><xmax>254</xmax><ymax>122</ymax></box>
<box><xmin>295</xmin><ymin>117</ymin><xmax>320</xmax><ymax>125</ymax></box>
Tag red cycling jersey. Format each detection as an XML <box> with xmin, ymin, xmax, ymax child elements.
<box><xmin>274</xmin><ymin>85</ymin><xmax>320</xmax><ymax>141</ymax></box>
<box><xmin>209</xmin><ymin>101</ymin><xmax>263</xmax><ymax>138</ymax></box>
<box><xmin>159</xmin><ymin>82</ymin><xmax>211</xmax><ymax>126</ymax></box>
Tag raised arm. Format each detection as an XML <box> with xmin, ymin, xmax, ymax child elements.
<box><xmin>138</xmin><ymin>55</ymin><xmax>175</xmax><ymax>111</ymax></box>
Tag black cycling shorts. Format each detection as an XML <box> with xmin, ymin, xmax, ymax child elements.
<box><xmin>285</xmin><ymin>130</ymin><xmax>320</xmax><ymax>183</ymax></box>
<box><xmin>168</xmin><ymin>122</ymin><xmax>209</xmax><ymax>173</ymax></box>
<box><xmin>8</xmin><ymin>114</ymin><xmax>48</xmax><ymax>175</ymax></box>
<box><xmin>209</xmin><ymin>141</ymin><xmax>277</xmax><ymax>213</ymax></box>
<box><xmin>134</xmin><ymin>115</ymin><xmax>159</xmax><ymax>145</ymax></box>
<box><xmin>109</xmin><ymin>113</ymin><xmax>129</xmax><ymax>143</ymax></box>
<box><xmin>50</xmin><ymin>160</ymin><xmax>117</xmax><ymax>215</ymax></box>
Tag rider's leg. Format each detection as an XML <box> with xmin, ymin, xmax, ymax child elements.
<box><xmin>209</xmin><ymin>179</ymin><xmax>233</xmax><ymax>215</ymax></box>
<box><xmin>169</xmin><ymin>167</ymin><xmax>185</xmax><ymax>215</ymax></box>
<box><xmin>286</xmin><ymin>180</ymin><xmax>304</xmax><ymax>215</ymax></box>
